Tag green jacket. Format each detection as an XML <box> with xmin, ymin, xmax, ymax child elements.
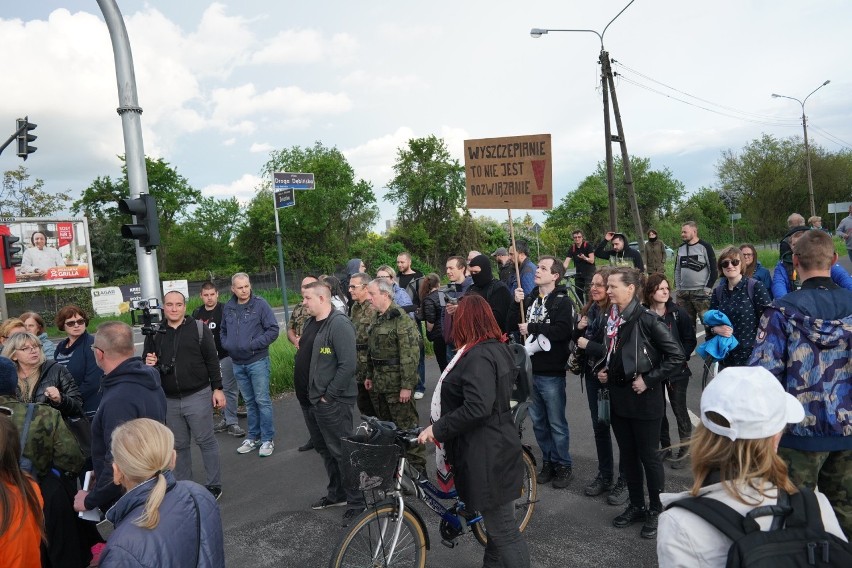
<box><xmin>367</xmin><ymin>303</ymin><xmax>420</xmax><ymax>392</ymax></box>
<box><xmin>288</xmin><ymin>303</ymin><xmax>311</xmax><ymax>337</ymax></box>
<box><xmin>350</xmin><ymin>299</ymin><xmax>376</xmax><ymax>383</ymax></box>
<box><xmin>0</xmin><ymin>396</ymin><xmax>85</xmax><ymax>477</ymax></box>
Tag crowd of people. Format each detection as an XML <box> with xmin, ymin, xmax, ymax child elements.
<box><xmin>1</xmin><ymin>206</ymin><xmax>852</xmax><ymax>567</ymax></box>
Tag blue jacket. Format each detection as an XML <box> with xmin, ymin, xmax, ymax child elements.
<box><xmin>696</xmin><ymin>310</ymin><xmax>738</xmax><ymax>361</ymax></box>
<box><xmin>749</xmin><ymin>277</ymin><xmax>852</xmax><ymax>452</ymax></box>
<box><xmin>772</xmin><ymin>260</ymin><xmax>852</xmax><ymax>299</ymax></box>
<box><xmin>86</xmin><ymin>358</ymin><xmax>167</xmax><ymax>511</ymax></box>
<box><xmin>220</xmin><ymin>295</ymin><xmax>280</xmax><ymax>365</ymax></box>
<box><xmin>54</xmin><ymin>331</ymin><xmax>103</xmax><ymax>416</ymax></box>
<box><xmin>101</xmin><ymin>471</ymin><xmax>224</xmax><ymax>568</ymax></box>
<box><xmin>751</xmin><ymin>261</ymin><xmax>773</xmax><ymax>299</ymax></box>
<box><xmin>507</xmin><ymin>259</ymin><xmax>537</xmax><ymax>296</ymax></box>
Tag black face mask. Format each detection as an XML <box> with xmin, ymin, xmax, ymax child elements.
<box><xmin>648</xmin><ymin>235</ymin><xmax>658</xmax><ymax>242</ymax></box>
<box><xmin>468</xmin><ymin>254</ymin><xmax>493</xmax><ymax>288</ymax></box>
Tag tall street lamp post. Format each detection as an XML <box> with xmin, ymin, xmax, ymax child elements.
<box><xmin>772</xmin><ymin>80</ymin><xmax>830</xmax><ymax>218</ymax></box>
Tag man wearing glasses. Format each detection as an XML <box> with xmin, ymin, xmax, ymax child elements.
<box><xmin>348</xmin><ymin>272</ymin><xmax>377</xmax><ymax>416</ymax></box>
<box><xmin>74</xmin><ymin>322</ymin><xmax>166</xmax><ymax>515</ymax></box>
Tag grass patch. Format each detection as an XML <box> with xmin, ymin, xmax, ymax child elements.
<box><xmin>269</xmin><ymin>335</ymin><xmax>296</xmax><ymax>396</ymax></box>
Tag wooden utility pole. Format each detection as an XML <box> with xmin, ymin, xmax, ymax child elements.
<box><xmin>600</xmin><ymin>50</ymin><xmax>618</xmax><ymax>232</ymax></box>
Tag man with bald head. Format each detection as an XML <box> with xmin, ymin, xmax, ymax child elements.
<box><xmin>144</xmin><ymin>290</ymin><xmax>225</xmax><ymax>499</ymax></box>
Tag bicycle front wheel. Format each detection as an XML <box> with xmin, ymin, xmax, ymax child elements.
<box><xmin>472</xmin><ymin>448</ymin><xmax>537</xmax><ymax>546</ymax></box>
<box><xmin>329</xmin><ymin>503</ymin><xmax>427</xmax><ymax>568</ymax></box>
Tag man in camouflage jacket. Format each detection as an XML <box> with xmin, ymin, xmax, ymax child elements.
<box><xmin>364</xmin><ymin>277</ymin><xmax>426</xmax><ymax>472</ymax></box>
<box><xmin>348</xmin><ymin>272</ymin><xmax>377</xmax><ymax>417</ymax></box>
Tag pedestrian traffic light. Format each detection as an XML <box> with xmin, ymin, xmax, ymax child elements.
<box><xmin>118</xmin><ymin>193</ymin><xmax>160</xmax><ymax>249</ymax></box>
<box><xmin>2</xmin><ymin>235</ymin><xmax>22</xmax><ymax>269</ymax></box>
<box><xmin>16</xmin><ymin>117</ymin><xmax>37</xmax><ymax>160</ymax></box>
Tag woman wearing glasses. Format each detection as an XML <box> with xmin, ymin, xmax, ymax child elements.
<box><xmin>1</xmin><ymin>332</ymin><xmax>83</xmax><ymax>419</ymax></box>
<box><xmin>53</xmin><ymin>306</ymin><xmax>102</xmax><ymax>419</ymax></box>
<box><xmin>707</xmin><ymin>247</ymin><xmax>771</xmax><ymax>368</ymax></box>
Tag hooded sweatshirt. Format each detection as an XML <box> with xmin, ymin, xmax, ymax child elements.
<box><xmin>749</xmin><ymin>277</ymin><xmax>852</xmax><ymax>452</ymax></box>
<box><xmin>86</xmin><ymin>357</ymin><xmax>167</xmax><ymax>510</ymax></box>
<box><xmin>466</xmin><ymin>254</ymin><xmax>511</xmax><ymax>332</ymax></box>
<box><xmin>507</xmin><ymin>284</ymin><xmax>575</xmax><ymax>376</ymax></box>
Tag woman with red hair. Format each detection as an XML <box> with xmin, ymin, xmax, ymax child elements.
<box><xmin>418</xmin><ymin>294</ymin><xmax>529</xmax><ymax>567</ymax></box>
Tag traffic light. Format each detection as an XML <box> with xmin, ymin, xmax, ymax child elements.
<box><xmin>2</xmin><ymin>235</ymin><xmax>22</xmax><ymax>269</ymax></box>
<box><xmin>16</xmin><ymin>117</ymin><xmax>37</xmax><ymax>160</ymax></box>
<box><xmin>118</xmin><ymin>193</ymin><xmax>160</xmax><ymax>248</ymax></box>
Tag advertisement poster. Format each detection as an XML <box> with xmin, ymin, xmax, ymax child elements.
<box><xmin>1</xmin><ymin>217</ymin><xmax>95</xmax><ymax>292</ymax></box>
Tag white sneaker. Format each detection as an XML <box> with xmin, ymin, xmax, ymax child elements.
<box><xmin>237</xmin><ymin>439</ymin><xmax>260</xmax><ymax>454</ymax></box>
<box><xmin>259</xmin><ymin>441</ymin><xmax>275</xmax><ymax>457</ymax></box>
<box><xmin>413</xmin><ymin>391</ymin><xmax>424</xmax><ymax>400</ymax></box>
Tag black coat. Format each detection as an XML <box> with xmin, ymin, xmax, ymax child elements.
<box><xmin>602</xmin><ymin>300</ymin><xmax>686</xmax><ymax>419</ymax></box>
<box><xmin>18</xmin><ymin>360</ymin><xmax>84</xmax><ymax>418</ymax></box>
<box><xmin>431</xmin><ymin>340</ymin><xmax>523</xmax><ymax>511</ymax></box>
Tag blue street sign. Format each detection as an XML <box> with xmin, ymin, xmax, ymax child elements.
<box><xmin>274</xmin><ymin>172</ymin><xmax>315</xmax><ymax>190</ymax></box>
<box><xmin>275</xmin><ymin>188</ymin><xmax>295</xmax><ymax>208</ymax></box>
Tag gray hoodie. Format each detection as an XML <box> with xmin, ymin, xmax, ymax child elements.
<box><xmin>306</xmin><ymin>309</ymin><xmax>357</xmax><ymax>405</ymax></box>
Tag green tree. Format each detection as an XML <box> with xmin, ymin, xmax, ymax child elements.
<box><xmin>72</xmin><ymin>156</ymin><xmax>202</xmax><ymax>273</ymax></box>
<box><xmin>544</xmin><ymin>175</ymin><xmax>610</xmax><ymax>243</ymax></box>
<box><xmin>676</xmin><ymin>187</ymin><xmax>730</xmax><ymax>244</ymax></box>
<box><xmin>386</xmin><ymin>135</ymin><xmax>466</xmax><ymax>267</ymax></box>
<box><xmin>595</xmin><ymin>157</ymin><xmax>685</xmax><ymax>230</ymax></box>
<box><xmin>1</xmin><ymin>166</ymin><xmax>71</xmax><ymax>217</ymax></box>
<box><xmin>168</xmin><ymin>196</ymin><xmax>243</xmax><ymax>273</ymax></box>
<box><xmin>237</xmin><ymin>142</ymin><xmax>379</xmax><ymax>273</ymax></box>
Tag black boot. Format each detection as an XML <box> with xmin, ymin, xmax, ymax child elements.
<box><xmin>613</xmin><ymin>504</ymin><xmax>647</xmax><ymax>528</ymax></box>
<box><xmin>641</xmin><ymin>507</ymin><xmax>662</xmax><ymax>538</ymax></box>
<box><xmin>537</xmin><ymin>461</ymin><xmax>553</xmax><ymax>484</ymax></box>
<box><xmin>584</xmin><ymin>475</ymin><xmax>613</xmax><ymax>497</ymax></box>
<box><xmin>552</xmin><ymin>465</ymin><xmax>573</xmax><ymax>489</ymax></box>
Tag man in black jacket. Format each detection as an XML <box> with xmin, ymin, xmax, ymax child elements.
<box><xmin>467</xmin><ymin>254</ymin><xmax>511</xmax><ymax>332</ymax></box>
<box><xmin>596</xmin><ymin>231</ymin><xmax>644</xmax><ymax>271</ymax></box>
<box><xmin>508</xmin><ymin>255</ymin><xmax>576</xmax><ymax>489</ymax></box>
<box><xmin>74</xmin><ymin>321</ymin><xmax>167</xmax><ymax>514</ymax></box>
<box><xmin>144</xmin><ymin>291</ymin><xmax>225</xmax><ymax>500</ymax></box>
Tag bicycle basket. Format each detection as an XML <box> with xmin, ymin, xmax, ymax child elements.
<box><xmin>341</xmin><ymin>438</ymin><xmax>402</xmax><ymax>492</ymax></box>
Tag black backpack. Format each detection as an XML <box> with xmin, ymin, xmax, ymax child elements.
<box><xmin>668</xmin><ymin>487</ymin><xmax>852</xmax><ymax>567</ymax></box>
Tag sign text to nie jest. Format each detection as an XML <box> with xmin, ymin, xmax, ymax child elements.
<box><xmin>463</xmin><ymin>134</ymin><xmax>552</xmax><ymax>210</ymax></box>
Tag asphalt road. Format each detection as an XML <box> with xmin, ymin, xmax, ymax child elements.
<box><xmin>191</xmin><ymin>350</ymin><xmax>713</xmax><ymax>568</ymax></box>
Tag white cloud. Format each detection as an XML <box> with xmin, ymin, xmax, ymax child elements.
<box><xmin>250</xmin><ymin>142</ymin><xmax>273</xmax><ymax>153</ymax></box>
<box><xmin>201</xmin><ymin>174</ymin><xmax>264</xmax><ymax>203</ymax></box>
<box><xmin>340</xmin><ymin>70</ymin><xmax>427</xmax><ymax>92</ymax></box>
<box><xmin>222</xmin><ymin>138</ymin><xmax>236</xmax><ymax>146</ymax></box>
<box><xmin>251</xmin><ymin>29</ymin><xmax>358</xmax><ymax>66</ymax></box>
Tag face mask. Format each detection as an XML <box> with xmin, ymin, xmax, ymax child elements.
<box><xmin>648</xmin><ymin>235</ymin><xmax>658</xmax><ymax>242</ymax></box>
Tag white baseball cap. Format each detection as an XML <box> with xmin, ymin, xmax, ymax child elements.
<box><xmin>700</xmin><ymin>366</ymin><xmax>805</xmax><ymax>441</ymax></box>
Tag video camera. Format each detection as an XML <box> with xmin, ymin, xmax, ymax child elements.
<box><xmin>129</xmin><ymin>297</ymin><xmax>165</xmax><ymax>337</ymax></box>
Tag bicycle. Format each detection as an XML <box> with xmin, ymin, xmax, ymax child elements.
<box><xmin>330</xmin><ymin>348</ymin><xmax>538</xmax><ymax>568</ymax></box>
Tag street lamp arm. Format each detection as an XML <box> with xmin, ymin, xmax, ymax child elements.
<box><xmin>602</xmin><ymin>0</ymin><xmax>636</xmax><ymax>43</ymax></box>
<box><xmin>530</xmin><ymin>27</ymin><xmax>603</xmax><ymax>47</ymax></box>
<box><xmin>803</xmin><ymin>79</ymin><xmax>831</xmax><ymax>106</ymax></box>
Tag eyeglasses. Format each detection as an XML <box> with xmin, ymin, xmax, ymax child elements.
<box><xmin>91</xmin><ymin>345</ymin><xmax>104</xmax><ymax>354</ymax></box>
<box><xmin>741</xmin><ymin>253</ymin><xmax>754</xmax><ymax>257</ymax></box>
<box><xmin>16</xmin><ymin>345</ymin><xmax>40</xmax><ymax>353</ymax></box>
<box><xmin>348</xmin><ymin>284</ymin><xmax>366</xmax><ymax>290</ymax></box>
<box><xmin>590</xmin><ymin>282</ymin><xmax>605</xmax><ymax>288</ymax></box>
<box><xmin>720</xmin><ymin>259</ymin><xmax>741</xmax><ymax>269</ymax></box>
<box><xmin>64</xmin><ymin>318</ymin><xmax>86</xmax><ymax>327</ymax></box>
<box><xmin>378</xmin><ymin>275</ymin><xmax>393</xmax><ymax>280</ymax></box>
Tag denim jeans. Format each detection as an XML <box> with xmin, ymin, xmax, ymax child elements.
<box><xmin>220</xmin><ymin>356</ymin><xmax>239</xmax><ymax>426</ymax></box>
<box><xmin>529</xmin><ymin>374</ymin><xmax>572</xmax><ymax>467</ymax></box>
<box><xmin>234</xmin><ymin>357</ymin><xmax>274</xmax><ymax>442</ymax></box>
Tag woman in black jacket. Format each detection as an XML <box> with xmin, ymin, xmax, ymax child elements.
<box><xmin>596</xmin><ymin>268</ymin><xmax>685</xmax><ymax>539</ymax></box>
<box><xmin>643</xmin><ymin>273</ymin><xmax>696</xmax><ymax>469</ymax></box>
<box><xmin>418</xmin><ymin>294</ymin><xmax>529</xmax><ymax>568</ymax></box>
<box><xmin>419</xmin><ymin>273</ymin><xmax>448</xmax><ymax>372</ymax></box>
<box><xmin>574</xmin><ymin>267</ymin><xmax>627</xmax><ymax>503</ymax></box>
<box><xmin>2</xmin><ymin>331</ymin><xmax>83</xmax><ymax>418</ymax></box>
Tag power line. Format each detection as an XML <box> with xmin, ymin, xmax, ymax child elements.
<box><xmin>809</xmin><ymin>125</ymin><xmax>852</xmax><ymax>150</ymax></box>
<box><xmin>614</xmin><ymin>73</ymin><xmax>802</xmax><ymax>127</ymax></box>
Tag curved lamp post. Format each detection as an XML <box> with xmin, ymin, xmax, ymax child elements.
<box><xmin>772</xmin><ymin>80</ymin><xmax>830</xmax><ymax>217</ymax></box>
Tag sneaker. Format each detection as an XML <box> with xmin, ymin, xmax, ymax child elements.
<box><xmin>237</xmin><ymin>439</ymin><xmax>261</xmax><ymax>454</ymax></box>
<box><xmin>584</xmin><ymin>475</ymin><xmax>614</xmax><ymax>497</ymax></box>
<box><xmin>641</xmin><ymin>508</ymin><xmax>661</xmax><ymax>539</ymax></box>
<box><xmin>537</xmin><ymin>461</ymin><xmax>554</xmax><ymax>485</ymax></box>
<box><xmin>613</xmin><ymin>504</ymin><xmax>647</xmax><ymax>528</ymax></box>
<box><xmin>259</xmin><ymin>441</ymin><xmax>274</xmax><ymax>457</ymax></box>
<box><xmin>552</xmin><ymin>465</ymin><xmax>573</xmax><ymax>489</ymax></box>
<box><xmin>607</xmin><ymin>478</ymin><xmax>630</xmax><ymax>506</ymax></box>
<box><xmin>226</xmin><ymin>424</ymin><xmax>246</xmax><ymax>438</ymax></box>
<box><xmin>413</xmin><ymin>391</ymin><xmax>424</xmax><ymax>400</ymax></box>
<box><xmin>341</xmin><ymin>506</ymin><xmax>366</xmax><ymax>526</ymax></box>
<box><xmin>206</xmin><ymin>485</ymin><xmax>222</xmax><ymax>501</ymax></box>
<box><xmin>236</xmin><ymin>405</ymin><xmax>247</xmax><ymax>418</ymax></box>
<box><xmin>311</xmin><ymin>496</ymin><xmax>346</xmax><ymax>510</ymax></box>
<box><xmin>213</xmin><ymin>418</ymin><xmax>227</xmax><ymax>432</ymax></box>
<box><xmin>298</xmin><ymin>439</ymin><xmax>314</xmax><ymax>452</ymax></box>
<box><xmin>670</xmin><ymin>448</ymin><xmax>689</xmax><ymax>470</ymax></box>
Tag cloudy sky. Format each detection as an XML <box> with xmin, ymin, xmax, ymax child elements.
<box><xmin>2</xmin><ymin>1</ymin><xmax>850</xmax><ymax>231</ymax></box>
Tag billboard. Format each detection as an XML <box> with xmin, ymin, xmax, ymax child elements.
<box><xmin>0</xmin><ymin>217</ymin><xmax>94</xmax><ymax>292</ymax></box>
<box><xmin>463</xmin><ymin>134</ymin><xmax>553</xmax><ymax>210</ymax></box>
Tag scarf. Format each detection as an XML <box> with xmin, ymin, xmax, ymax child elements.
<box><xmin>430</xmin><ymin>345</ymin><xmax>467</xmax><ymax>493</ymax></box>
<box><xmin>604</xmin><ymin>304</ymin><xmax>625</xmax><ymax>368</ymax></box>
